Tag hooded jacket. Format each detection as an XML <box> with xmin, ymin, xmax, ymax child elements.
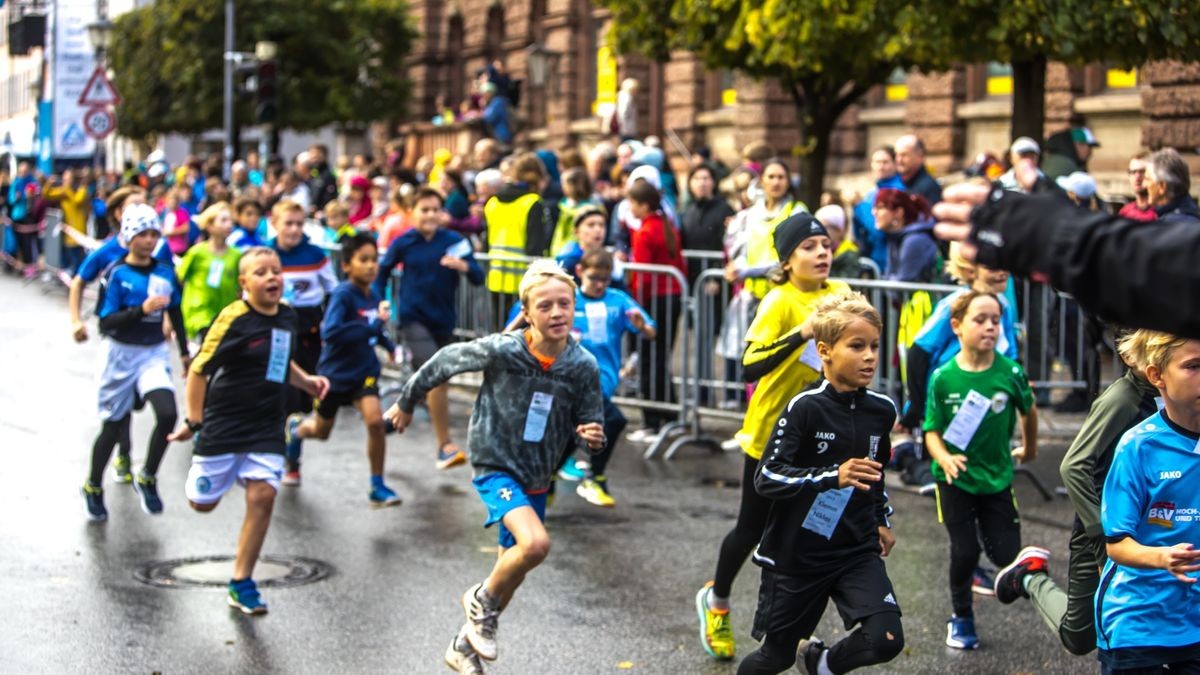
<box><xmin>885</xmin><ymin>218</ymin><xmax>939</xmax><ymax>283</ymax></box>
<box><xmin>1041</xmin><ymin>130</ymin><xmax>1085</xmax><ymax>180</ymax></box>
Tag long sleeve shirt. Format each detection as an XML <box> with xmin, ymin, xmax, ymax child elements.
<box><xmin>316</xmin><ymin>282</ymin><xmax>395</xmax><ymax>391</ymax></box>
<box><xmin>374</xmin><ymin>228</ymin><xmax>484</xmax><ymax>336</ymax></box>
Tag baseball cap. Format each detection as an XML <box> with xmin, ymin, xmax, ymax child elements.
<box><xmin>1070</xmin><ymin>127</ymin><xmax>1100</xmax><ymax>147</ymax></box>
<box><xmin>1055</xmin><ymin>171</ymin><xmax>1097</xmax><ymax>199</ymax></box>
<box><xmin>1010</xmin><ymin>136</ymin><xmax>1040</xmax><ymax>156</ymax></box>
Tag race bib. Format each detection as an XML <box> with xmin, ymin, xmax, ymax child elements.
<box><xmin>942</xmin><ymin>389</ymin><xmax>991</xmax><ymax>450</ymax></box>
<box><xmin>206</xmin><ymin>259</ymin><xmax>225</xmax><ymax>289</ymax></box>
<box><xmin>446</xmin><ymin>239</ymin><xmax>473</xmax><ymax>259</ymax></box>
<box><xmin>798</xmin><ymin>340</ymin><xmax>822</xmax><ymax>371</ymax></box>
<box><xmin>266</xmin><ymin>328</ymin><xmax>291</xmax><ymax>383</ymax></box>
<box><xmin>585</xmin><ymin>302</ymin><xmax>608</xmax><ymax>344</ymax></box>
<box><xmin>148</xmin><ymin>275</ymin><xmax>173</xmax><ymax>299</ymax></box>
<box><xmin>522</xmin><ymin>391</ymin><xmax>555</xmax><ymax>442</ymax></box>
<box><xmin>801</xmin><ymin>486</ymin><xmax>853</xmax><ymax>540</ymax></box>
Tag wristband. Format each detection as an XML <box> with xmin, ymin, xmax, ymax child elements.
<box><xmin>186</xmin><ymin>419</ymin><xmax>203</xmax><ymax>432</ymax></box>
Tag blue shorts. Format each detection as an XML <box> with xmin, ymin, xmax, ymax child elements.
<box><xmin>472</xmin><ymin>472</ymin><xmax>548</xmax><ymax>548</ymax></box>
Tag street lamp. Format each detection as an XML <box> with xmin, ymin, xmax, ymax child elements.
<box><xmin>524</xmin><ymin>43</ymin><xmax>562</xmax><ymax>91</ymax></box>
<box><xmin>86</xmin><ymin>17</ymin><xmax>115</xmax><ymax>59</ymax></box>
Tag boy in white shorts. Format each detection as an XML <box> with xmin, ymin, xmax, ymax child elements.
<box><xmin>169</xmin><ymin>247</ymin><xmax>329</xmax><ymax>615</ymax></box>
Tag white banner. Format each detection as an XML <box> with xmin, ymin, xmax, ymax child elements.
<box><xmin>48</xmin><ymin>0</ymin><xmax>98</xmax><ymax>158</ymax></box>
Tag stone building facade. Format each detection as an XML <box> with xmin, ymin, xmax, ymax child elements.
<box><xmin>400</xmin><ymin>0</ymin><xmax>1200</xmax><ymax>196</ymax></box>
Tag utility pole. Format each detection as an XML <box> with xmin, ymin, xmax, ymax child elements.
<box><xmin>221</xmin><ymin>0</ymin><xmax>234</xmax><ymax>179</ymax></box>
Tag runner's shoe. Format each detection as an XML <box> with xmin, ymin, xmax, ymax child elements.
<box><xmin>971</xmin><ymin>566</ymin><xmax>996</xmax><ymax>597</ymax></box>
<box><xmin>994</xmin><ymin>546</ymin><xmax>1051</xmax><ymax>604</ymax></box>
<box><xmin>284</xmin><ymin>414</ymin><xmax>304</xmax><ymax>464</ymax></box>
<box><xmin>695</xmin><ymin>581</ymin><xmax>734</xmax><ymax>660</ymax></box>
<box><xmin>228</xmin><ymin>578</ymin><xmax>268</xmax><ymax>615</ymax></box>
<box><xmin>557</xmin><ymin>459</ymin><xmax>588</xmax><ymax>482</ymax></box>
<box><xmin>111</xmin><ymin>454</ymin><xmax>133</xmax><ymax>484</ymax></box>
<box><xmin>945</xmin><ymin>615</ymin><xmax>979</xmax><ymax>650</ymax></box>
<box><xmin>444</xmin><ymin>632</ymin><xmax>486</xmax><ymax>674</ymax></box>
<box><xmin>798</xmin><ymin>637</ymin><xmax>828</xmax><ymax>675</ymax></box>
<box><xmin>461</xmin><ymin>583</ymin><xmax>499</xmax><ymax>661</ymax></box>
<box><xmin>82</xmin><ymin>483</ymin><xmax>107</xmax><ymax>521</ymax></box>
<box><xmin>576</xmin><ymin>477</ymin><xmax>615</xmax><ymax>507</ymax></box>
<box><xmin>436</xmin><ymin>444</ymin><xmax>467</xmax><ymax>470</ymax></box>
<box><xmin>281</xmin><ymin>467</ymin><xmax>301</xmax><ymax>487</ymax></box>
<box><xmin>368</xmin><ymin>483</ymin><xmax>403</xmax><ymax>509</ymax></box>
<box><xmin>134</xmin><ymin>473</ymin><xmax>164</xmax><ymax>515</ymax></box>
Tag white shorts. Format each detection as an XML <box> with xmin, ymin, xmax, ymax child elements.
<box><xmin>185</xmin><ymin>453</ymin><xmax>285</xmax><ymax>504</ymax></box>
<box><xmin>96</xmin><ymin>340</ymin><xmax>175</xmax><ymax>421</ymax></box>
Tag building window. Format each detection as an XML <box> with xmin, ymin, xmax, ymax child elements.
<box><xmin>445</xmin><ymin>15</ymin><xmax>465</xmax><ymax>108</ymax></box>
<box><xmin>884</xmin><ymin>67</ymin><xmax>907</xmax><ymax>103</ymax></box>
<box><xmin>1106</xmin><ymin>67</ymin><xmax>1137</xmax><ymax>90</ymax></box>
<box><xmin>484</xmin><ymin>5</ymin><xmax>504</xmax><ymax>63</ymax></box>
<box><xmin>986</xmin><ymin>62</ymin><xmax>1012</xmax><ymax>97</ymax></box>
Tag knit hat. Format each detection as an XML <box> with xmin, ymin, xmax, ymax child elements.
<box><xmin>813</xmin><ymin>204</ymin><xmax>846</xmax><ymax>232</ymax></box>
<box><xmin>120</xmin><ymin>203</ymin><xmax>162</xmax><ymax>245</ymax></box>
<box><xmin>773</xmin><ymin>212</ymin><xmax>828</xmax><ymax>261</ymax></box>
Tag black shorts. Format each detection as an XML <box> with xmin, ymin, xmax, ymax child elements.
<box><xmin>752</xmin><ymin>553</ymin><xmax>901</xmax><ymax>640</ymax></box>
<box><xmin>400</xmin><ymin>322</ymin><xmax>454</xmax><ymax>368</ymax></box>
<box><xmin>315</xmin><ymin>379</ymin><xmax>380</xmax><ymax>419</ymax></box>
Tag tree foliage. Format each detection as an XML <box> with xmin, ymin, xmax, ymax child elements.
<box><xmin>109</xmin><ymin>0</ymin><xmax>417</xmax><ymax>139</ymax></box>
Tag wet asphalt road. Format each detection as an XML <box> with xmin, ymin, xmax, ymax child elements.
<box><xmin>0</xmin><ymin>274</ymin><xmax>1097</xmax><ymax>674</ymax></box>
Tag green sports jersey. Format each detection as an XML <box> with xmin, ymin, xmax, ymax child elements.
<box><xmin>923</xmin><ymin>353</ymin><xmax>1034</xmax><ymax>495</ymax></box>
<box><xmin>177</xmin><ymin>244</ymin><xmax>243</xmax><ymax>340</ymax></box>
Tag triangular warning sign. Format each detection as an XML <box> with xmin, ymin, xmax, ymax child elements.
<box><xmin>78</xmin><ymin>68</ymin><xmax>122</xmax><ymax>107</ymax></box>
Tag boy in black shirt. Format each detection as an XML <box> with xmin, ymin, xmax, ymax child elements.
<box><xmin>169</xmin><ymin>247</ymin><xmax>329</xmax><ymax>615</ymax></box>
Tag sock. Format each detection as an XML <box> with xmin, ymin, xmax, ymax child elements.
<box><xmin>476</xmin><ymin>583</ymin><xmax>499</xmax><ymax>610</ymax></box>
<box><xmin>817</xmin><ymin>650</ymin><xmax>834</xmax><ymax>675</ymax></box>
<box><xmin>370</xmin><ymin>474</ymin><xmax>385</xmax><ymax>489</ymax></box>
<box><xmin>1022</xmin><ymin>574</ymin><xmax>1034</xmax><ymax>592</ymax></box>
<box><xmin>707</xmin><ymin>588</ymin><xmax>730</xmax><ymax>612</ymax></box>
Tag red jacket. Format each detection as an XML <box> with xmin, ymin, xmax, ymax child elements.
<box><xmin>629</xmin><ymin>212</ymin><xmax>685</xmax><ymax>301</ymax></box>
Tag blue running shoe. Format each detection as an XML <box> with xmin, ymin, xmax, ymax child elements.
<box><xmin>82</xmin><ymin>483</ymin><xmax>107</xmax><ymax>522</ymax></box>
<box><xmin>946</xmin><ymin>615</ymin><xmax>979</xmax><ymax>650</ymax></box>
<box><xmin>228</xmin><ymin>578</ymin><xmax>268</xmax><ymax>615</ymax></box>
<box><xmin>368</xmin><ymin>483</ymin><xmax>403</xmax><ymax>509</ymax></box>
<box><xmin>134</xmin><ymin>473</ymin><xmax>164</xmax><ymax>515</ymax></box>
<box><xmin>284</xmin><ymin>414</ymin><xmax>304</xmax><ymax>464</ymax></box>
<box><xmin>436</xmin><ymin>443</ymin><xmax>467</xmax><ymax>470</ymax></box>
<box><xmin>556</xmin><ymin>458</ymin><xmax>589</xmax><ymax>482</ymax></box>
<box><xmin>971</xmin><ymin>566</ymin><xmax>996</xmax><ymax>597</ymax></box>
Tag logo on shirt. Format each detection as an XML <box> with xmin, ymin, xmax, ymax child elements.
<box><xmin>195</xmin><ymin>476</ymin><xmax>211</xmax><ymax>495</ymax></box>
<box><xmin>991</xmin><ymin>392</ymin><xmax>1009</xmax><ymax>414</ymax></box>
<box><xmin>1160</xmin><ymin>470</ymin><xmax>1183</xmax><ymax>480</ymax></box>
<box><xmin>883</xmin><ymin>592</ymin><xmax>897</xmax><ymax>605</ymax></box>
<box><xmin>1148</xmin><ymin>501</ymin><xmax>1176</xmax><ymax>528</ymax></box>
<box><xmin>499</xmin><ymin>487</ymin><xmax>513</xmax><ymax>502</ymax></box>
<box><xmin>869</xmin><ymin>435</ymin><xmax>881</xmax><ymax>460</ymax></box>
<box><xmin>815</xmin><ymin>431</ymin><xmax>836</xmax><ymax>441</ymax></box>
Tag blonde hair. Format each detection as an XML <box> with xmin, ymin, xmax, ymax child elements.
<box><xmin>323</xmin><ymin>201</ymin><xmax>349</xmax><ymax>218</ymax></box>
<box><xmin>195</xmin><ymin>201</ymin><xmax>231</xmax><ymax>232</ymax></box>
<box><xmin>811</xmin><ymin>291</ymin><xmax>882</xmax><ymax>347</ymax></box>
<box><xmin>518</xmin><ymin>259</ymin><xmax>577</xmax><ymax>306</ymax></box>
<box><xmin>945</xmin><ymin>242</ymin><xmax>976</xmax><ymax>285</ymax></box>
<box><xmin>237</xmin><ymin>246</ymin><xmax>280</xmax><ymax>274</ymax></box>
<box><xmin>1141</xmin><ymin>330</ymin><xmax>1189</xmax><ymax>376</ymax></box>
<box><xmin>270</xmin><ymin>199</ymin><xmax>305</xmax><ymax>222</ymax></box>
<box><xmin>1116</xmin><ymin>329</ymin><xmax>1148</xmax><ymax>372</ymax></box>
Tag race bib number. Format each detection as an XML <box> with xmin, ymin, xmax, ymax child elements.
<box><xmin>446</xmin><ymin>239</ymin><xmax>473</xmax><ymax>259</ymax></box>
<box><xmin>585</xmin><ymin>302</ymin><xmax>608</xmax><ymax>344</ymax></box>
<box><xmin>798</xmin><ymin>340</ymin><xmax>822</xmax><ymax>371</ymax></box>
<box><xmin>801</xmin><ymin>486</ymin><xmax>853</xmax><ymax>540</ymax></box>
<box><xmin>206</xmin><ymin>259</ymin><xmax>225</xmax><ymax>289</ymax></box>
<box><xmin>942</xmin><ymin>389</ymin><xmax>991</xmax><ymax>450</ymax></box>
<box><xmin>522</xmin><ymin>391</ymin><xmax>555</xmax><ymax>442</ymax></box>
<box><xmin>266</xmin><ymin>328</ymin><xmax>292</xmax><ymax>383</ymax></box>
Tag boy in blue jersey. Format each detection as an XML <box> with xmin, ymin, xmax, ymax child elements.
<box><xmin>373</xmin><ymin>188</ymin><xmax>484</xmax><ymax>470</ymax></box>
<box><xmin>568</xmin><ymin>249</ymin><xmax>654</xmax><ymax>506</ymax></box>
<box><xmin>82</xmin><ymin>204</ymin><xmax>190</xmax><ymax>520</ymax></box>
<box><xmin>1096</xmin><ymin>331</ymin><xmax>1200</xmax><ymax>673</ymax></box>
<box><xmin>288</xmin><ymin>233</ymin><xmax>402</xmax><ymax>507</ymax></box>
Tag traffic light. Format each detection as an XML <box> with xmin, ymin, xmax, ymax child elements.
<box><xmin>255</xmin><ymin>59</ymin><xmax>278</xmax><ymax>125</ymax></box>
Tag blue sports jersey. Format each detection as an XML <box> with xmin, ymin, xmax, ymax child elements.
<box><xmin>98</xmin><ymin>261</ymin><xmax>183</xmax><ymax>345</ymax></box>
<box><xmin>317</xmin><ymin>281</ymin><xmax>396</xmax><ymax>391</ymax></box>
<box><xmin>912</xmin><ymin>287</ymin><xmax>1019</xmax><ymax>374</ymax></box>
<box><xmin>78</xmin><ymin>237</ymin><xmax>174</xmax><ymax>284</ymax></box>
<box><xmin>228</xmin><ymin>226</ymin><xmax>265</xmax><ymax>251</ymax></box>
<box><xmin>571</xmin><ymin>288</ymin><xmax>654</xmax><ymax>399</ymax></box>
<box><xmin>1097</xmin><ymin>411</ymin><xmax>1200</xmax><ymax>652</ymax></box>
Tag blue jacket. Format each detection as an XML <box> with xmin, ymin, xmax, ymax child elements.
<box><xmin>853</xmin><ymin>174</ymin><xmax>905</xmax><ymax>270</ymax></box>
<box><xmin>483</xmin><ymin>96</ymin><xmax>512</xmax><ymax>144</ymax></box>
<box><xmin>885</xmin><ymin>218</ymin><xmax>939</xmax><ymax>283</ymax></box>
<box><xmin>374</xmin><ymin>228</ymin><xmax>483</xmax><ymax>336</ymax></box>
<box><xmin>317</xmin><ymin>282</ymin><xmax>396</xmax><ymax>390</ymax></box>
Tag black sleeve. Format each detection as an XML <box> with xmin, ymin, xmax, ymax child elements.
<box><xmin>524</xmin><ymin>201</ymin><xmax>551</xmax><ymax>257</ymax></box>
<box><xmin>754</xmin><ymin>401</ymin><xmax>840</xmax><ymax>499</ymax></box>
<box><xmin>168</xmin><ymin>305</ymin><xmax>189</xmax><ymax>356</ymax></box>
<box><xmin>970</xmin><ymin>189</ymin><xmax>1200</xmax><ymax>338</ymax></box>
<box><xmin>98</xmin><ymin>305</ymin><xmax>144</xmax><ymax>333</ymax></box>
<box><xmin>742</xmin><ymin>328</ymin><xmax>807</xmax><ymax>382</ymax></box>
<box><xmin>900</xmin><ymin>344</ymin><xmax>931</xmax><ymax>429</ymax></box>
<box><xmin>871</xmin><ymin>415</ymin><xmax>894</xmax><ymax>527</ymax></box>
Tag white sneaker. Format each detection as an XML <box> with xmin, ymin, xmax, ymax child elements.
<box><xmin>444</xmin><ymin>634</ymin><xmax>485</xmax><ymax>674</ymax></box>
<box><xmin>461</xmin><ymin>584</ymin><xmax>499</xmax><ymax>661</ymax></box>
<box><xmin>720</xmin><ymin>437</ymin><xmax>742</xmax><ymax>452</ymax></box>
<box><xmin>626</xmin><ymin>428</ymin><xmax>657</xmax><ymax>443</ymax></box>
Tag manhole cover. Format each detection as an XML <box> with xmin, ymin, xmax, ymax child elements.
<box><xmin>133</xmin><ymin>555</ymin><xmax>332</xmax><ymax>589</ymax></box>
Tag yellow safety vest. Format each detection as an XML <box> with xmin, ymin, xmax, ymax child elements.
<box><xmin>484</xmin><ymin>193</ymin><xmax>541</xmax><ymax>294</ymax></box>
<box><xmin>745</xmin><ymin>200</ymin><xmax>807</xmax><ymax>299</ymax></box>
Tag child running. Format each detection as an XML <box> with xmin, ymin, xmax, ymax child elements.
<box><xmin>923</xmin><ymin>289</ymin><xmax>1038</xmax><ymax>650</ymax></box>
<box><xmin>288</xmin><ymin>233</ymin><xmax>401</xmax><ymax>507</ymax></box>
<box><xmin>739</xmin><ymin>292</ymin><xmax>904</xmax><ymax>675</ymax></box>
<box><xmin>385</xmin><ymin>260</ymin><xmax>604</xmax><ymax>673</ymax></box>
<box><xmin>697</xmin><ymin>213</ymin><xmax>848</xmax><ymax>661</ymax></box>
<box><xmin>1094</xmin><ymin>331</ymin><xmax>1200</xmax><ymax>673</ymax></box>
<box><xmin>83</xmin><ymin>204</ymin><xmax>190</xmax><ymax>520</ymax></box>
<box><xmin>176</xmin><ymin>201</ymin><xmax>242</xmax><ymax>345</ymax></box>
<box><xmin>374</xmin><ymin>187</ymin><xmax>484</xmax><ymax>470</ymax></box>
<box><xmin>168</xmin><ymin>246</ymin><xmax>329</xmax><ymax>615</ymax></box>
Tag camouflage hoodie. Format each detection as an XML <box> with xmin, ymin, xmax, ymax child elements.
<box><xmin>395</xmin><ymin>330</ymin><xmax>604</xmax><ymax>491</ymax></box>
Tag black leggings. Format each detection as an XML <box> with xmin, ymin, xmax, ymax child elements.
<box><xmin>712</xmin><ymin>454</ymin><xmax>772</xmax><ymax>598</ymax></box>
<box><xmin>88</xmin><ymin>389</ymin><xmax>177</xmax><ymax>485</ymax></box>
<box><xmin>937</xmin><ymin>482</ymin><xmax>1021</xmax><ymax>617</ymax></box>
<box><xmin>737</xmin><ymin>612</ymin><xmax>905</xmax><ymax>674</ymax></box>
<box><xmin>15</xmin><ymin>231</ymin><xmax>39</xmax><ymax>265</ymax></box>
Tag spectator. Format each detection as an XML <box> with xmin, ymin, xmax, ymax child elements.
<box><xmin>997</xmin><ymin>137</ymin><xmax>1047</xmax><ymax>192</ymax></box>
<box><xmin>1056</xmin><ymin>172</ymin><xmax>1100</xmax><ymax>211</ymax></box>
<box><xmin>480</xmin><ymin>82</ymin><xmax>513</xmax><ymax>145</ymax></box>
<box><xmin>895</xmin><ymin>134</ymin><xmax>943</xmax><ymax>205</ymax></box>
<box><xmin>43</xmin><ymin>168</ymin><xmax>91</xmax><ymax>274</ymax></box>
<box><xmin>536</xmin><ymin>149</ymin><xmax>564</xmax><ymax>240</ymax></box>
<box><xmin>1145</xmin><ymin>147</ymin><xmax>1199</xmax><ymax>225</ymax></box>
<box><xmin>874</xmin><ymin>188</ymin><xmax>938</xmax><ymax>283</ymax></box>
<box><xmin>550</xmin><ymin>167</ymin><xmax>599</xmax><ymax>255</ymax></box>
<box><xmin>609</xmin><ymin>78</ymin><xmax>639</xmax><ymax>140</ymax></box>
<box><xmin>438</xmin><ymin>168</ymin><xmax>475</xmax><ymax>236</ymax></box>
<box><xmin>680</xmin><ymin>164</ymin><xmax>734</xmax><ymax>284</ymax></box>
<box><xmin>725</xmin><ymin>158</ymin><xmax>808</xmax><ymax>304</ymax></box>
<box><xmin>377</xmin><ymin>184</ymin><xmax>414</xmax><ymax>251</ymax></box>
<box><xmin>1118</xmin><ymin>151</ymin><xmax>1156</xmax><ymax>222</ymax></box>
<box><xmin>483</xmin><ymin>153</ymin><xmax>552</xmax><ymax>321</ymax></box>
<box><xmin>853</xmin><ymin>145</ymin><xmax>906</xmax><ymax>271</ymax></box>
<box><xmin>1042</xmin><ymin>125</ymin><xmax>1100</xmax><ymax>181</ymax></box>
<box><xmin>277</xmin><ymin>171</ymin><xmax>313</xmax><ymax>214</ymax></box>
<box><xmin>306</xmin><ymin>144</ymin><xmax>339</xmax><ymax>211</ymax></box>
<box><xmin>472</xmin><ymin>138</ymin><xmax>503</xmax><ymax>175</ymax></box>
<box><xmin>815</xmin><ymin>203</ymin><xmax>862</xmax><ymax>279</ymax></box>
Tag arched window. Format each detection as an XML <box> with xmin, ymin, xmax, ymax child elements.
<box><xmin>445</xmin><ymin>14</ymin><xmax>465</xmax><ymax>106</ymax></box>
<box><xmin>484</xmin><ymin>5</ymin><xmax>504</xmax><ymax>63</ymax></box>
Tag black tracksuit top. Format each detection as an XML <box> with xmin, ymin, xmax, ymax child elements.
<box><xmin>752</xmin><ymin>379</ymin><xmax>898</xmax><ymax>574</ymax></box>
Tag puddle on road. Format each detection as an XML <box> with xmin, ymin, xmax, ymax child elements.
<box><xmin>133</xmin><ymin>555</ymin><xmax>332</xmax><ymax>589</ymax></box>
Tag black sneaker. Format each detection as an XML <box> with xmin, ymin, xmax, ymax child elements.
<box><xmin>798</xmin><ymin>637</ymin><xmax>827</xmax><ymax>675</ymax></box>
<box><xmin>82</xmin><ymin>483</ymin><xmax>107</xmax><ymax>521</ymax></box>
<box><xmin>994</xmin><ymin>546</ymin><xmax>1050</xmax><ymax>604</ymax></box>
<box><xmin>134</xmin><ymin>474</ymin><xmax>164</xmax><ymax>515</ymax></box>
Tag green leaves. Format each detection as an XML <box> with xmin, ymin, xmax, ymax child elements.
<box><xmin>110</xmin><ymin>0</ymin><xmax>416</xmax><ymax>139</ymax></box>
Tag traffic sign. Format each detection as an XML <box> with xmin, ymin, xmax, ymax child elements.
<box><xmin>83</xmin><ymin>106</ymin><xmax>115</xmax><ymax>139</ymax></box>
<box><xmin>78</xmin><ymin>67</ymin><xmax>121</xmax><ymax>107</ymax></box>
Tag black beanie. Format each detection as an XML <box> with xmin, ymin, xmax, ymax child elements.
<box><xmin>773</xmin><ymin>212</ymin><xmax>829</xmax><ymax>261</ymax></box>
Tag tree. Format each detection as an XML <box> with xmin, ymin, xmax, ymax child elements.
<box><xmin>109</xmin><ymin>0</ymin><xmax>417</xmax><ymax>141</ymax></box>
<box><xmin>597</xmin><ymin>0</ymin><xmax>949</xmax><ymax>207</ymax></box>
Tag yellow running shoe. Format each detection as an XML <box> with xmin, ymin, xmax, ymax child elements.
<box><xmin>696</xmin><ymin>581</ymin><xmax>734</xmax><ymax>660</ymax></box>
<box><xmin>576</xmin><ymin>477</ymin><xmax>616</xmax><ymax>507</ymax></box>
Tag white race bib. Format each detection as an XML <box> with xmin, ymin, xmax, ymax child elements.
<box><xmin>942</xmin><ymin>389</ymin><xmax>991</xmax><ymax>450</ymax></box>
<box><xmin>585</xmin><ymin>302</ymin><xmax>608</xmax><ymax>344</ymax></box>
<box><xmin>798</xmin><ymin>340</ymin><xmax>822</xmax><ymax>371</ymax></box>
<box><xmin>205</xmin><ymin>259</ymin><xmax>225</xmax><ymax>289</ymax></box>
<box><xmin>522</xmin><ymin>391</ymin><xmax>555</xmax><ymax>443</ymax></box>
<box><xmin>265</xmin><ymin>328</ymin><xmax>292</xmax><ymax>383</ymax></box>
<box><xmin>801</xmin><ymin>487</ymin><xmax>853</xmax><ymax>540</ymax></box>
<box><xmin>148</xmin><ymin>275</ymin><xmax>173</xmax><ymax>299</ymax></box>
<box><xmin>446</xmin><ymin>239</ymin><xmax>473</xmax><ymax>259</ymax></box>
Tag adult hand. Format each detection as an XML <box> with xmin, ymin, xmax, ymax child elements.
<box><xmin>838</xmin><ymin>458</ymin><xmax>882</xmax><ymax>491</ymax></box>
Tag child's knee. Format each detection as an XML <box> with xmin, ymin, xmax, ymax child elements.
<box><xmin>520</xmin><ymin>534</ymin><xmax>551</xmax><ymax>565</ymax></box>
<box><xmin>865</xmin><ymin>613</ymin><xmax>905</xmax><ymax>662</ymax></box>
<box><xmin>364</xmin><ymin>416</ymin><xmax>386</xmax><ymax>436</ymax></box>
<box><xmin>189</xmin><ymin>500</ymin><xmax>218</xmax><ymax>512</ymax></box>
<box><xmin>245</xmin><ymin>481</ymin><xmax>277</xmax><ymax>509</ymax></box>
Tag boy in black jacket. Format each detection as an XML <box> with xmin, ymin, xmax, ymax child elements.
<box><xmin>740</xmin><ymin>292</ymin><xmax>904</xmax><ymax>675</ymax></box>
